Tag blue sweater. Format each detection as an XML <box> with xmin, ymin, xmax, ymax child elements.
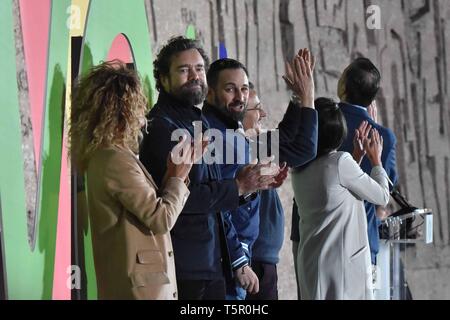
<box><xmin>252</xmin><ymin>189</ymin><xmax>284</xmax><ymax>264</ymax></box>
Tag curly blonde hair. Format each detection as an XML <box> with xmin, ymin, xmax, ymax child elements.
<box><xmin>70</xmin><ymin>60</ymin><xmax>148</xmax><ymax>173</ymax></box>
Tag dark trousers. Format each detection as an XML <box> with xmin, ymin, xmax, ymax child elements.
<box><xmin>177</xmin><ymin>278</ymin><xmax>226</xmax><ymax>300</ymax></box>
<box><xmin>245</xmin><ymin>261</ymin><xmax>278</xmax><ymax>300</ymax></box>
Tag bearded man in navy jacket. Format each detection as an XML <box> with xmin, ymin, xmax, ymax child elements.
<box><xmin>139</xmin><ymin>37</ymin><xmax>277</xmax><ymax>300</ymax></box>
<box><xmin>203</xmin><ymin>51</ymin><xmax>318</xmax><ymax>299</ymax></box>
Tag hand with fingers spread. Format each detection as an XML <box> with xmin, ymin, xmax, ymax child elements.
<box><xmin>364</xmin><ymin>129</ymin><xmax>383</xmax><ymax>167</ymax></box>
<box><xmin>352</xmin><ymin>121</ymin><xmax>372</xmax><ymax>164</ymax></box>
<box><xmin>235</xmin><ymin>265</ymin><xmax>259</xmax><ymax>294</ymax></box>
<box><xmin>367</xmin><ymin>101</ymin><xmax>378</xmax><ymax>124</ymax></box>
<box><xmin>299</xmin><ymin>47</ymin><xmax>316</xmax><ymax>71</ymax></box>
<box><xmin>283</xmin><ymin>48</ymin><xmax>316</xmax><ymax>108</ymax></box>
<box><xmin>284</xmin><ymin>48</ymin><xmax>316</xmax><ymax>84</ymax></box>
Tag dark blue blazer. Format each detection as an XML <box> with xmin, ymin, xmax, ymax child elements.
<box><xmin>139</xmin><ymin>92</ymin><xmax>248</xmax><ymax>281</ymax></box>
<box><xmin>338</xmin><ymin>102</ymin><xmax>398</xmax><ymax>264</ymax></box>
<box><xmin>257</xmin><ymin>102</ymin><xmax>318</xmax><ymax>168</ymax></box>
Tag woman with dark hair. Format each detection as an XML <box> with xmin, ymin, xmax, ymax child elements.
<box><xmin>291</xmin><ymin>97</ymin><xmax>390</xmax><ymax>300</ymax></box>
<box><xmin>70</xmin><ymin>60</ymin><xmax>199</xmax><ymax>299</ymax></box>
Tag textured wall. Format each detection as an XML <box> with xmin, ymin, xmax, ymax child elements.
<box><xmin>9</xmin><ymin>0</ymin><xmax>449</xmax><ymax>299</ymax></box>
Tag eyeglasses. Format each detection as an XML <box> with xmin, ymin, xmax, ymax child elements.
<box><xmin>246</xmin><ymin>103</ymin><xmax>263</xmax><ymax>112</ymax></box>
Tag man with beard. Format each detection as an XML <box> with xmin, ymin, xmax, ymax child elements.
<box><xmin>202</xmin><ymin>59</ymin><xmax>265</xmax><ymax>300</ymax></box>
<box><xmin>204</xmin><ymin>58</ymin><xmax>310</xmax><ymax>300</ymax></box>
<box><xmin>139</xmin><ymin>37</ymin><xmax>277</xmax><ymax>300</ymax></box>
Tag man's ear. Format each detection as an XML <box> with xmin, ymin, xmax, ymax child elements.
<box><xmin>161</xmin><ymin>75</ymin><xmax>170</xmax><ymax>92</ymax></box>
<box><xmin>206</xmin><ymin>87</ymin><xmax>215</xmax><ymax>104</ymax></box>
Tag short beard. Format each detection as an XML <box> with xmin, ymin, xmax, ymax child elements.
<box><xmin>229</xmin><ymin>108</ymin><xmax>246</xmax><ymax>122</ymax></box>
<box><xmin>172</xmin><ymin>80</ymin><xmax>207</xmax><ymax>106</ymax></box>
<box><xmin>215</xmin><ymin>97</ymin><xmax>246</xmax><ymax>123</ymax></box>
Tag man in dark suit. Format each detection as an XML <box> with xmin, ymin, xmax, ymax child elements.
<box><xmin>337</xmin><ymin>57</ymin><xmax>398</xmax><ymax>277</ymax></box>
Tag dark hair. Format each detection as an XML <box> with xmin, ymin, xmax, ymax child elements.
<box><xmin>343</xmin><ymin>57</ymin><xmax>381</xmax><ymax>107</ymax></box>
<box><xmin>206</xmin><ymin>58</ymin><xmax>249</xmax><ymax>89</ymax></box>
<box><xmin>153</xmin><ymin>36</ymin><xmax>210</xmax><ymax>91</ymax></box>
<box><xmin>315</xmin><ymin>97</ymin><xmax>347</xmax><ymax>156</ymax></box>
<box><xmin>248</xmin><ymin>81</ymin><xmax>255</xmax><ymax>90</ymax></box>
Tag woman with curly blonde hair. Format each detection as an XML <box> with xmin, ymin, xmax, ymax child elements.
<box><xmin>70</xmin><ymin>60</ymin><xmax>195</xmax><ymax>300</ymax></box>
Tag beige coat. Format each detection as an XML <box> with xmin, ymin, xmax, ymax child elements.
<box><xmin>86</xmin><ymin>145</ymin><xmax>190</xmax><ymax>300</ymax></box>
<box><xmin>292</xmin><ymin>152</ymin><xmax>389</xmax><ymax>300</ymax></box>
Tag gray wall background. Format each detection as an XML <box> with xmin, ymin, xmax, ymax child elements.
<box><xmin>13</xmin><ymin>0</ymin><xmax>450</xmax><ymax>299</ymax></box>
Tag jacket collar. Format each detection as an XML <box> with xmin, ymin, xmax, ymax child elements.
<box><xmin>339</xmin><ymin>102</ymin><xmax>370</xmax><ymax>118</ymax></box>
<box><xmin>157</xmin><ymin>90</ymin><xmax>194</xmax><ymax>109</ymax></box>
<box><xmin>151</xmin><ymin>91</ymin><xmax>203</xmax><ymax>119</ymax></box>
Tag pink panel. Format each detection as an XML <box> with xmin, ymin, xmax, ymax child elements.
<box><xmin>19</xmin><ymin>0</ymin><xmax>51</xmax><ymax>169</ymax></box>
<box><xmin>52</xmin><ymin>138</ymin><xmax>71</xmax><ymax>300</ymax></box>
<box><xmin>106</xmin><ymin>33</ymin><xmax>133</xmax><ymax>63</ymax></box>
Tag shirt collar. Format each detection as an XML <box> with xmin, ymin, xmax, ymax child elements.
<box><xmin>339</xmin><ymin>101</ymin><xmax>370</xmax><ymax>117</ymax></box>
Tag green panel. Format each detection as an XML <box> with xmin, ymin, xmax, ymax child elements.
<box><xmin>0</xmin><ymin>0</ymin><xmax>71</xmax><ymax>299</ymax></box>
<box><xmin>80</xmin><ymin>0</ymin><xmax>155</xmax><ymax>299</ymax></box>
<box><xmin>0</xmin><ymin>0</ymin><xmax>30</xmax><ymax>299</ymax></box>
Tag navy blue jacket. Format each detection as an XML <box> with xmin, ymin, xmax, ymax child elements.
<box><xmin>253</xmin><ymin>103</ymin><xmax>318</xmax><ymax>265</ymax></box>
<box><xmin>252</xmin><ymin>189</ymin><xmax>284</xmax><ymax>264</ymax></box>
<box><xmin>257</xmin><ymin>103</ymin><xmax>318</xmax><ymax>168</ymax></box>
<box><xmin>203</xmin><ymin>103</ymin><xmax>260</xmax><ymax>268</ymax></box>
<box><xmin>338</xmin><ymin>102</ymin><xmax>398</xmax><ymax>264</ymax></box>
<box><xmin>139</xmin><ymin>92</ymin><xmax>248</xmax><ymax>280</ymax></box>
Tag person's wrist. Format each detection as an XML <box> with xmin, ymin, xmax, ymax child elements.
<box><xmin>352</xmin><ymin>151</ymin><xmax>363</xmax><ymax>163</ymax></box>
<box><xmin>369</xmin><ymin>157</ymin><xmax>382</xmax><ymax>167</ymax></box>
<box><xmin>240</xmin><ymin>191</ymin><xmax>257</xmax><ymax>203</ymax></box>
<box><xmin>169</xmin><ymin>176</ymin><xmax>179</xmax><ymax>184</ymax></box>
<box><xmin>291</xmin><ymin>94</ymin><xmax>302</xmax><ymax>106</ymax></box>
<box><xmin>235</xmin><ymin>178</ymin><xmax>245</xmax><ymax>196</ymax></box>
<box><xmin>240</xmin><ymin>264</ymin><xmax>250</xmax><ymax>274</ymax></box>
<box><xmin>303</xmin><ymin>97</ymin><xmax>314</xmax><ymax>108</ymax></box>
<box><xmin>173</xmin><ymin>172</ymin><xmax>184</xmax><ymax>180</ymax></box>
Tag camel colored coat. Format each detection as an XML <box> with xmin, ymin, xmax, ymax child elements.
<box><xmin>86</xmin><ymin>145</ymin><xmax>189</xmax><ymax>300</ymax></box>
